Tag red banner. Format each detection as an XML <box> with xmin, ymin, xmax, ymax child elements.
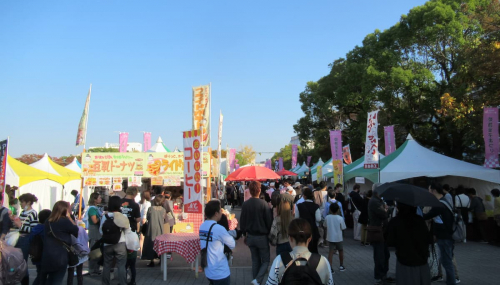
<box><xmin>342</xmin><ymin>145</ymin><xmax>352</xmax><ymax>165</ymax></box>
<box><xmin>183</xmin><ymin>130</ymin><xmax>203</xmax><ymax>213</ymax></box>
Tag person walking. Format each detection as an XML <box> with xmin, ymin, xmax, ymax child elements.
<box><xmin>387</xmin><ymin>202</ymin><xmax>433</xmax><ymax>285</ymax></box>
<box><xmin>142</xmin><ymin>195</ymin><xmax>167</xmax><ymax>267</ymax></box>
<box><xmin>29</xmin><ymin>209</ymin><xmax>51</xmax><ymax>285</ymax></box>
<box><xmin>423</xmin><ymin>183</ymin><xmax>457</xmax><ymax>285</ymax></box>
<box><xmin>314</xmin><ymin>181</ymin><xmax>328</xmax><ymax>247</ymax></box>
<box><xmin>240</xmin><ymin>181</ymin><xmax>273</xmax><ymax>285</ymax></box>
<box><xmin>325</xmin><ymin>203</ymin><xmax>346</xmax><ymax>274</ymax></box>
<box><xmin>40</xmin><ymin>201</ymin><xmax>79</xmax><ymax>285</ymax></box>
<box><xmin>100</xmin><ymin>196</ymin><xmax>130</xmax><ymax>285</ymax></box>
<box><xmin>200</xmin><ymin>200</ymin><xmax>236</xmax><ymax>285</ymax></box>
<box><xmin>265</xmin><ymin>218</ymin><xmax>334</xmax><ymax>285</ymax></box>
<box><xmin>295</xmin><ymin>187</ymin><xmax>321</xmax><ymax>253</ymax></box>
<box><xmin>349</xmin><ymin>184</ymin><xmax>363</xmax><ymax>241</ymax></box>
<box><xmin>368</xmin><ymin>186</ymin><xmax>393</xmax><ymax>285</ymax></box>
<box><xmin>86</xmin><ymin>193</ymin><xmax>103</xmax><ymax>275</ymax></box>
<box><xmin>121</xmin><ymin>187</ymin><xmax>141</xmax><ymax>285</ymax></box>
<box><xmin>268</xmin><ymin>197</ymin><xmax>293</xmax><ymax>256</ymax></box>
<box><xmin>358</xmin><ymin>190</ymin><xmax>372</xmax><ymax>246</ymax></box>
<box><xmin>13</xmin><ymin>193</ymin><xmax>39</xmax><ymax>285</ymax></box>
<box><xmin>139</xmin><ymin>190</ymin><xmax>151</xmax><ymax>257</ymax></box>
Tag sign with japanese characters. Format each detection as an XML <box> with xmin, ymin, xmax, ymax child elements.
<box><xmin>163</xmin><ymin>175</ymin><xmax>181</xmax><ymax>186</ymax></box>
<box><xmin>291</xmin><ymin>144</ymin><xmax>298</xmax><ymax>169</ymax></box>
<box><xmin>342</xmin><ymin>145</ymin><xmax>352</xmax><ymax>165</ymax></box>
<box><xmin>183</xmin><ymin>130</ymin><xmax>203</xmax><ymax>213</ymax></box>
<box><xmin>0</xmin><ymin>139</ymin><xmax>8</xmax><ymax>201</ymax></box>
<box><xmin>384</xmin><ymin>125</ymin><xmax>396</xmax><ymax>156</ymax></box>
<box><xmin>329</xmin><ymin>130</ymin><xmax>342</xmax><ymax>160</ymax></box>
<box><xmin>84</xmin><ymin>177</ymin><xmax>97</xmax><ymax>186</ymax></box>
<box><xmin>128</xmin><ymin>176</ymin><xmax>142</xmax><ymax>186</ymax></box>
<box><xmin>333</xmin><ymin>159</ymin><xmax>343</xmax><ymax>185</ymax></box>
<box><xmin>151</xmin><ymin>176</ymin><xmax>164</xmax><ymax>186</ymax></box>
<box><xmin>483</xmin><ymin>107</ymin><xmax>500</xmax><ymax>168</ymax></box>
<box><xmin>364</xmin><ymin>111</ymin><xmax>380</xmax><ymax>169</ymax></box>
<box><xmin>96</xmin><ymin>177</ymin><xmax>112</xmax><ymax>186</ymax></box>
<box><xmin>192</xmin><ymin>85</ymin><xmax>210</xmax><ymax>146</ymax></box>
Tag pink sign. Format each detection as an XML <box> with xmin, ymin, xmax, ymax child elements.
<box><xmin>119</xmin><ymin>132</ymin><xmax>128</xmax><ymax>153</ymax></box>
<box><xmin>483</xmin><ymin>107</ymin><xmax>500</xmax><ymax>168</ymax></box>
<box><xmin>329</xmin><ymin>130</ymin><xmax>343</xmax><ymax>160</ymax></box>
<box><xmin>291</xmin><ymin>144</ymin><xmax>298</xmax><ymax>169</ymax></box>
<box><xmin>228</xmin><ymin>149</ymin><xmax>236</xmax><ymax>173</ymax></box>
<box><xmin>143</xmin><ymin>132</ymin><xmax>151</xmax><ymax>152</ymax></box>
<box><xmin>384</xmin><ymin>126</ymin><xmax>396</xmax><ymax>156</ymax></box>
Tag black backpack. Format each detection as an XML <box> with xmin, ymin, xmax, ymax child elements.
<box><xmin>101</xmin><ymin>214</ymin><xmax>122</xmax><ymax>244</ymax></box>
<box><xmin>279</xmin><ymin>252</ymin><xmax>322</xmax><ymax>285</ymax></box>
<box><xmin>28</xmin><ymin>233</ymin><xmax>43</xmax><ymax>263</ymax></box>
<box><xmin>271</xmin><ymin>190</ymin><xmax>282</xmax><ymax>208</ymax></box>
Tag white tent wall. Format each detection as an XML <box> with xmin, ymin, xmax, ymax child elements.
<box><xmin>18</xmin><ymin>179</ymin><xmax>62</xmax><ymax>213</ymax></box>
<box><xmin>438</xmin><ymin>176</ymin><xmax>500</xmax><ymax>212</ymax></box>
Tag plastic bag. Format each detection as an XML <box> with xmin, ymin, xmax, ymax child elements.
<box><xmin>5</xmin><ymin>231</ymin><xmax>19</xmax><ymax>247</ymax></box>
<box><xmin>124</xmin><ymin>228</ymin><xmax>140</xmax><ymax>251</ymax></box>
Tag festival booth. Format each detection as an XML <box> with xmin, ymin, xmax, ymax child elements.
<box><xmin>294</xmin><ymin>162</ymin><xmax>310</xmax><ymax>180</ymax></box>
<box><xmin>29</xmin><ymin>153</ymin><xmax>82</xmax><ymax>205</ymax></box>
<box><xmin>147</xmin><ymin>136</ymin><xmax>171</xmax><ymax>153</ymax></box>
<box><xmin>310</xmin><ymin>158</ymin><xmax>324</xmax><ymax>182</ymax></box>
<box><xmin>5</xmin><ymin>155</ymin><xmax>66</xmax><ymax>212</ymax></box>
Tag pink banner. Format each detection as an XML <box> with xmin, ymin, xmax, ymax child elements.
<box><xmin>484</xmin><ymin>107</ymin><xmax>500</xmax><ymax>168</ymax></box>
<box><xmin>329</xmin><ymin>130</ymin><xmax>342</xmax><ymax>160</ymax></box>
<box><xmin>291</xmin><ymin>144</ymin><xmax>298</xmax><ymax>169</ymax></box>
<box><xmin>278</xmin><ymin>157</ymin><xmax>283</xmax><ymax>171</ymax></box>
<box><xmin>307</xmin><ymin>156</ymin><xmax>312</xmax><ymax>166</ymax></box>
<box><xmin>384</xmin><ymin>126</ymin><xmax>396</xmax><ymax>156</ymax></box>
<box><xmin>235</xmin><ymin>164</ymin><xmax>240</xmax><ymax>170</ymax></box>
<box><xmin>143</xmin><ymin>132</ymin><xmax>151</xmax><ymax>152</ymax></box>
<box><xmin>228</xmin><ymin>149</ymin><xmax>236</xmax><ymax>173</ymax></box>
<box><xmin>119</xmin><ymin>132</ymin><xmax>129</xmax><ymax>153</ymax></box>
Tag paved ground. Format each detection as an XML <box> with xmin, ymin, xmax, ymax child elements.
<box><xmin>28</xmin><ymin>207</ymin><xmax>500</xmax><ymax>284</ymax></box>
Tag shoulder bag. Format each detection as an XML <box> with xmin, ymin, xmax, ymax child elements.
<box><xmin>200</xmin><ymin>223</ymin><xmax>216</xmax><ymax>268</ymax></box>
<box><xmin>49</xmin><ymin>222</ymin><xmax>80</xmax><ymax>267</ymax></box>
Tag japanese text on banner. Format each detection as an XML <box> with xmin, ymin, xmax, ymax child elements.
<box><xmin>291</xmin><ymin>145</ymin><xmax>298</xmax><ymax>169</ymax></box>
<box><xmin>483</xmin><ymin>107</ymin><xmax>500</xmax><ymax>168</ymax></box>
<box><xmin>183</xmin><ymin>130</ymin><xmax>203</xmax><ymax>213</ymax></box>
<box><xmin>192</xmin><ymin>85</ymin><xmax>210</xmax><ymax>146</ymax></box>
<box><xmin>364</xmin><ymin>111</ymin><xmax>380</xmax><ymax>169</ymax></box>
<box><xmin>330</xmin><ymin>130</ymin><xmax>342</xmax><ymax>160</ymax></box>
<box><xmin>384</xmin><ymin>126</ymin><xmax>396</xmax><ymax>156</ymax></box>
<box><xmin>0</xmin><ymin>139</ymin><xmax>8</xmax><ymax>200</ymax></box>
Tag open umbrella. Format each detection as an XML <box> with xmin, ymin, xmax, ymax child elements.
<box><xmin>225</xmin><ymin>166</ymin><xmax>281</xmax><ymax>181</ymax></box>
<box><xmin>276</xmin><ymin>170</ymin><xmax>297</xmax><ymax>176</ymax></box>
<box><xmin>377</xmin><ymin>182</ymin><xmax>443</xmax><ymax>207</ymax></box>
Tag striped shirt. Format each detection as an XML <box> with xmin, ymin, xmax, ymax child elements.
<box><xmin>19</xmin><ymin>209</ymin><xmax>38</xmax><ymax>234</ymax></box>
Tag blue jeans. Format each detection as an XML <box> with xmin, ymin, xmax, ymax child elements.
<box><xmin>371</xmin><ymin>241</ymin><xmax>390</xmax><ymax>280</ymax></box>
<box><xmin>39</xmin><ymin>267</ymin><xmax>67</xmax><ymax>285</ymax></box>
<box><xmin>15</xmin><ymin>234</ymin><xmax>30</xmax><ymax>285</ymax></box>
<box><xmin>437</xmin><ymin>239</ymin><xmax>456</xmax><ymax>285</ymax></box>
<box><xmin>208</xmin><ymin>275</ymin><xmax>230</xmax><ymax>285</ymax></box>
<box><xmin>246</xmin><ymin>235</ymin><xmax>270</xmax><ymax>284</ymax></box>
<box><xmin>276</xmin><ymin>242</ymin><xmax>292</xmax><ymax>257</ymax></box>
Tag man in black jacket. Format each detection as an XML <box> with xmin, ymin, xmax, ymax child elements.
<box><xmin>423</xmin><ymin>183</ymin><xmax>456</xmax><ymax>285</ymax></box>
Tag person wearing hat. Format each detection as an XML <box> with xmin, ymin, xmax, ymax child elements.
<box><xmin>100</xmin><ymin>196</ymin><xmax>130</xmax><ymax>285</ymax></box>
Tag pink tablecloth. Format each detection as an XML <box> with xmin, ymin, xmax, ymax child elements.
<box><xmin>153</xmin><ymin>233</ymin><xmax>201</xmax><ymax>263</ymax></box>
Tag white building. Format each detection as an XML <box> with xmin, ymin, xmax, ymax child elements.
<box><xmin>290</xmin><ymin>135</ymin><xmax>314</xmax><ymax>149</ymax></box>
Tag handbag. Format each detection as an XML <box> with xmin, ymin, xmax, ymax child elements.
<box><xmin>124</xmin><ymin>228</ymin><xmax>140</xmax><ymax>251</ymax></box>
<box><xmin>49</xmin><ymin>222</ymin><xmax>79</xmax><ymax>267</ymax></box>
<box><xmin>5</xmin><ymin>231</ymin><xmax>20</xmax><ymax>247</ymax></box>
<box><xmin>366</xmin><ymin>225</ymin><xmax>384</xmax><ymax>243</ymax></box>
<box><xmin>200</xmin><ymin>223</ymin><xmax>216</xmax><ymax>268</ymax></box>
<box><xmin>141</xmin><ymin>222</ymin><xmax>149</xmax><ymax>236</ymax></box>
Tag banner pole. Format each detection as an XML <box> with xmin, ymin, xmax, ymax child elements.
<box><xmin>78</xmin><ymin>84</ymin><xmax>91</xmax><ymax>221</ymax></box>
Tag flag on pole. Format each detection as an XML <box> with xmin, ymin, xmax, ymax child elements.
<box><xmin>384</xmin><ymin>126</ymin><xmax>396</xmax><ymax>156</ymax></box>
<box><xmin>76</xmin><ymin>85</ymin><xmax>92</xmax><ymax>146</ymax></box>
<box><xmin>143</xmin><ymin>132</ymin><xmax>152</xmax><ymax>152</ymax></box>
<box><xmin>183</xmin><ymin>130</ymin><xmax>203</xmax><ymax>213</ymax></box>
<box><xmin>483</xmin><ymin>107</ymin><xmax>500</xmax><ymax>168</ymax></box>
<box><xmin>329</xmin><ymin>130</ymin><xmax>343</xmax><ymax>160</ymax></box>
<box><xmin>217</xmin><ymin>111</ymin><xmax>223</xmax><ymax>175</ymax></box>
<box><xmin>342</xmin><ymin>145</ymin><xmax>352</xmax><ymax>165</ymax></box>
<box><xmin>0</xmin><ymin>139</ymin><xmax>8</xmax><ymax>201</ymax></box>
<box><xmin>307</xmin><ymin>156</ymin><xmax>312</xmax><ymax>167</ymax></box>
<box><xmin>364</xmin><ymin>111</ymin><xmax>380</xmax><ymax>169</ymax></box>
<box><xmin>192</xmin><ymin>85</ymin><xmax>210</xmax><ymax>146</ymax></box>
<box><xmin>119</xmin><ymin>133</ymin><xmax>129</xmax><ymax>153</ymax></box>
<box><xmin>291</xmin><ymin>144</ymin><xmax>298</xmax><ymax>169</ymax></box>
<box><xmin>278</xmin><ymin>157</ymin><xmax>284</xmax><ymax>171</ymax></box>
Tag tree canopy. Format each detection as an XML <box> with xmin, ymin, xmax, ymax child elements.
<box><xmin>294</xmin><ymin>0</ymin><xmax>500</xmax><ymax>164</ymax></box>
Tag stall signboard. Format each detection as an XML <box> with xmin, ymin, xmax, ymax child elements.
<box><xmin>81</xmin><ymin>152</ymin><xmax>209</xmax><ymax>177</ymax></box>
<box><xmin>113</xmin><ymin>183</ymin><xmax>123</xmax><ymax>191</ymax></box>
<box><xmin>128</xmin><ymin>176</ymin><xmax>142</xmax><ymax>186</ymax></box>
<box><xmin>164</xmin><ymin>175</ymin><xmax>181</xmax><ymax>186</ymax></box>
<box><xmin>84</xmin><ymin>177</ymin><xmax>97</xmax><ymax>186</ymax></box>
<box><xmin>183</xmin><ymin>130</ymin><xmax>203</xmax><ymax>213</ymax></box>
<box><xmin>97</xmin><ymin>177</ymin><xmax>112</xmax><ymax>186</ymax></box>
<box><xmin>113</xmin><ymin>177</ymin><xmax>123</xmax><ymax>184</ymax></box>
<box><xmin>151</xmin><ymin>176</ymin><xmax>164</xmax><ymax>186</ymax></box>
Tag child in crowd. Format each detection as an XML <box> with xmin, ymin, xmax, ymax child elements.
<box><xmin>29</xmin><ymin>209</ymin><xmax>52</xmax><ymax>285</ymax></box>
<box><xmin>325</xmin><ymin>203</ymin><xmax>346</xmax><ymax>274</ymax></box>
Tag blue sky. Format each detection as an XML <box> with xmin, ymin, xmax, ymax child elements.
<box><xmin>0</xmin><ymin>0</ymin><xmax>428</xmax><ymax>162</ymax></box>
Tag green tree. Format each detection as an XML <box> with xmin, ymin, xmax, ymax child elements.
<box><xmin>271</xmin><ymin>144</ymin><xmax>309</xmax><ymax>170</ymax></box>
<box><xmin>87</xmin><ymin>147</ymin><xmax>120</xmax><ymax>153</ymax></box>
<box><xmin>235</xmin><ymin>145</ymin><xmax>256</xmax><ymax>166</ymax></box>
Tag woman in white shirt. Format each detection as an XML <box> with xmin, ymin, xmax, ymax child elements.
<box><xmin>266</xmin><ymin>218</ymin><xmax>334</xmax><ymax>285</ymax></box>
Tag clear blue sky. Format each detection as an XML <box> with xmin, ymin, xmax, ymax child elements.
<box><xmin>0</xmin><ymin>0</ymin><xmax>428</xmax><ymax>162</ymax></box>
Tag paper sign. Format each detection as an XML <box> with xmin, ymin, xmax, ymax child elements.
<box><xmin>113</xmin><ymin>183</ymin><xmax>122</xmax><ymax>191</ymax></box>
<box><xmin>151</xmin><ymin>176</ymin><xmax>164</xmax><ymax>186</ymax></box>
<box><xmin>164</xmin><ymin>176</ymin><xmax>181</xmax><ymax>186</ymax></box>
<box><xmin>128</xmin><ymin>176</ymin><xmax>142</xmax><ymax>186</ymax></box>
<box><xmin>97</xmin><ymin>177</ymin><xmax>112</xmax><ymax>186</ymax></box>
<box><xmin>355</xmin><ymin>177</ymin><xmax>365</xmax><ymax>184</ymax></box>
<box><xmin>84</xmin><ymin>177</ymin><xmax>97</xmax><ymax>186</ymax></box>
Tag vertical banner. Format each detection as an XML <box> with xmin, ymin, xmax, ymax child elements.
<box><xmin>76</xmin><ymin>84</ymin><xmax>92</xmax><ymax>146</ymax></box>
<box><xmin>119</xmin><ymin>132</ymin><xmax>129</xmax><ymax>153</ymax></box>
<box><xmin>183</xmin><ymin>130</ymin><xmax>203</xmax><ymax>213</ymax></box>
<box><xmin>333</xmin><ymin>159</ymin><xmax>343</xmax><ymax>185</ymax></box>
<box><xmin>307</xmin><ymin>156</ymin><xmax>312</xmax><ymax>167</ymax></box>
<box><xmin>364</xmin><ymin>111</ymin><xmax>380</xmax><ymax>169</ymax></box>
<box><xmin>192</xmin><ymin>85</ymin><xmax>210</xmax><ymax>146</ymax></box>
<box><xmin>317</xmin><ymin>165</ymin><xmax>323</xmax><ymax>182</ymax></box>
<box><xmin>342</xmin><ymin>145</ymin><xmax>352</xmax><ymax>165</ymax></box>
<box><xmin>217</xmin><ymin>111</ymin><xmax>223</xmax><ymax>176</ymax></box>
<box><xmin>291</xmin><ymin>144</ymin><xmax>298</xmax><ymax>169</ymax></box>
<box><xmin>235</xmin><ymin>164</ymin><xmax>240</xmax><ymax>170</ymax></box>
<box><xmin>228</xmin><ymin>149</ymin><xmax>236</xmax><ymax>173</ymax></box>
<box><xmin>278</xmin><ymin>157</ymin><xmax>284</xmax><ymax>171</ymax></box>
<box><xmin>0</xmin><ymin>139</ymin><xmax>8</xmax><ymax>201</ymax></box>
<box><xmin>143</xmin><ymin>132</ymin><xmax>151</xmax><ymax>152</ymax></box>
<box><xmin>384</xmin><ymin>125</ymin><xmax>396</xmax><ymax>156</ymax></box>
<box><xmin>274</xmin><ymin>160</ymin><xmax>279</xmax><ymax>171</ymax></box>
<box><xmin>483</xmin><ymin>107</ymin><xmax>500</xmax><ymax>168</ymax></box>
<box><xmin>329</xmin><ymin>130</ymin><xmax>343</xmax><ymax>160</ymax></box>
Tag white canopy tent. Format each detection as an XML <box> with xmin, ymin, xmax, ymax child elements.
<box><xmin>147</xmin><ymin>136</ymin><xmax>171</xmax><ymax>152</ymax></box>
<box><xmin>310</xmin><ymin>158</ymin><xmax>324</xmax><ymax>182</ymax></box>
<box><xmin>295</xmin><ymin>162</ymin><xmax>310</xmax><ymax>178</ymax></box>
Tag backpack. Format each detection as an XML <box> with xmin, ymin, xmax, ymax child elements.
<box><xmin>82</xmin><ymin>206</ymin><xmax>97</xmax><ymax>228</ymax></box>
<box><xmin>28</xmin><ymin>232</ymin><xmax>43</xmax><ymax>263</ymax></box>
<box><xmin>279</xmin><ymin>252</ymin><xmax>322</xmax><ymax>285</ymax></box>
<box><xmin>271</xmin><ymin>190</ymin><xmax>282</xmax><ymax>208</ymax></box>
<box><xmin>440</xmin><ymin>200</ymin><xmax>466</xmax><ymax>242</ymax></box>
<box><xmin>101</xmin><ymin>214</ymin><xmax>122</xmax><ymax>244</ymax></box>
<box><xmin>0</xmin><ymin>241</ymin><xmax>27</xmax><ymax>284</ymax></box>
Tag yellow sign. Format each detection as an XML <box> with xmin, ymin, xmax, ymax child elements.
<box><xmin>317</xmin><ymin>165</ymin><xmax>323</xmax><ymax>182</ymax></box>
<box><xmin>192</xmin><ymin>85</ymin><xmax>210</xmax><ymax>146</ymax></box>
<box><xmin>333</xmin><ymin>159</ymin><xmax>343</xmax><ymax>185</ymax></box>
